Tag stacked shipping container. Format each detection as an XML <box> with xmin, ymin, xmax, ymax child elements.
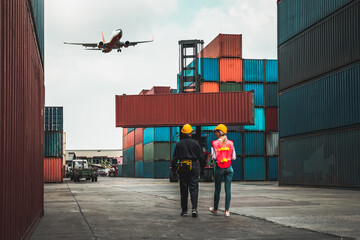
<box><xmin>196</xmin><ymin>34</ymin><xmax>279</xmax><ymax>181</ymax></box>
<box><xmin>44</xmin><ymin>107</ymin><xmax>65</xmax><ymax>183</ymax></box>
<box><xmin>0</xmin><ymin>0</ymin><xmax>45</xmax><ymax>239</ymax></box>
<box><xmin>278</xmin><ymin>0</ymin><xmax>360</xmax><ymax>187</ymax></box>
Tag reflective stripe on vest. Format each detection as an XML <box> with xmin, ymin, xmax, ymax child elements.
<box><xmin>212</xmin><ymin>140</ymin><xmax>233</xmax><ymax>168</ymax></box>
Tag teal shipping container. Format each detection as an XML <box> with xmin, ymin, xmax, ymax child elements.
<box><xmin>126</xmin><ymin>146</ymin><xmax>135</xmax><ymax>163</ymax></box>
<box><xmin>44</xmin><ymin>107</ymin><xmax>63</xmax><ymax>131</ymax></box>
<box><xmin>44</xmin><ymin>131</ymin><xmax>62</xmax><ymax>157</ymax></box>
<box><xmin>279</xmin><ymin>128</ymin><xmax>360</xmax><ymax>187</ymax></box>
<box><xmin>279</xmin><ymin>63</ymin><xmax>360</xmax><ymax>138</ymax></box>
<box><xmin>244</xmin><ymin>157</ymin><xmax>265</xmax><ymax>180</ymax></box>
<box><xmin>127</xmin><ymin>128</ymin><xmax>135</xmax><ymax>133</ymax></box>
<box><xmin>200</xmin><ymin>58</ymin><xmax>219</xmax><ymax>81</ymax></box>
<box><xmin>243</xmin><ymin>108</ymin><xmax>265</xmax><ymax>131</ymax></box>
<box><xmin>143</xmin><ymin>142</ymin><xmax>171</xmax><ymax>161</ymax></box>
<box><xmin>30</xmin><ymin>0</ymin><xmax>44</xmax><ymax>62</ymax></box>
<box><xmin>171</xmin><ymin>127</ymin><xmax>179</xmax><ymax>142</ymax></box>
<box><xmin>154</xmin><ymin>127</ymin><xmax>170</xmax><ymax>142</ymax></box>
<box><xmin>122</xmin><ymin>149</ymin><xmax>127</xmax><ymax>163</ymax></box>
<box><xmin>227</xmin><ymin>125</ymin><xmax>243</xmax><ymax>132</ymax></box>
<box><xmin>244</xmin><ymin>132</ymin><xmax>265</xmax><ymax>155</ymax></box>
<box><xmin>227</xmin><ymin>132</ymin><xmax>242</xmax><ymax>156</ymax></box>
<box><xmin>117</xmin><ymin>165</ymin><xmax>123</xmax><ymax>177</ymax></box>
<box><xmin>203</xmin><ymin>131</ymin><xmax>217</xmax><ymax>153</ymax></box>
<box><xmin>268</xmin><ymin>157</ymin><xmax>278</xmax><ymax>180</ymax></box>
<box><xmin>135</xmin><ymin>161</ymin><xmax>143</xmax><ymax>177</ymax></box>
<box><xmin>232</xmin><ymin>157</ymin><xmax>243</xmax><ymax>181</ymax></box>
<box><xmin>278</xmin><ymin>0</ymin><xmax>353</xmax><ymax>45</ymax></box>
<box><xmin>243</xmin><ymin>59</ymin><xmax>264</xmax><ymax>82</ymax></box>
<box><xmin>244</xmin><ymin>84</ymin><xmax>264</xmax><ymax>106</ymax></box>
<box><xmin>265</xmin><ymin>60</ymin><xmax>278</xmax><ymax>82</ymax></box>
<box><xmin>143</xmin><ymin>160</ymin><xmax>170</xmax><ymax>178</ymax></box>
<box><xmin>201</xmin><ymin>126</ymin><xmax>216</xmax><ymax>131</ymax></box>
<box><xmin>265</xmin><ymin>83</ymin><xmax>278</xmax><ymax>107</ymax></box>
<box><xmin>122</xmin><ymin>162</ymin><xmax>135</xmax><ymax>177</ymax></box>
<box><xmin>143</xmin><ymin>128</ymin><xmax>154</xmax><ymax>145</ymax></box>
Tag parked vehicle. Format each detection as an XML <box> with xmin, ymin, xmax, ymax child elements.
<box><xmin>70</xmin><ymin>160</ymin><xmax>98</xmax><ymax>182</ymax></box>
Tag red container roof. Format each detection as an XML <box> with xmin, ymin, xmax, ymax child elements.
<box><xmin>116</xmin><ymin>91</ymin><xmax>254</xmax><ymax>128</ymax></box>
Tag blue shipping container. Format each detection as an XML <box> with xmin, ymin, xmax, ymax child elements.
<box><xmin>244</xmin><ymin>157</ymin><xmax>265</xmax><ymax>180</ymax></box>
<box><xmin>265</xmin><ymin>60</ymin><xmax>278</xmax><ymax>82</ymax></box>
<box><xmin>265</xmin><ymin>83</ymin><xmax>278</xmax><ymax>107</ymax></box>
<box><xmin>122</xmin><ymin>162</ymin><xmax>135</xmax><ymax>177</ymax></box>
<box><xmin>44</xmin><ymin>131</ymin><xmax>62</xmax><ymax>157</ymax></box>
<box><xmin>135</xmin><ymin>161</ymin><xmax>143</xmax><ymax>177</ymax></box>
<box><xmin>232</xmin><ymin>157</ymin><xmax>243</xmax><ymax>181</ymax></box>
<box><xmin>154</xmin><ymin>160</ymin><xmax>170</xmax><ymax>178</ymax></box>
<box><xmin>244</xmin><ymin>132</ymin><xmax>265</xmax><ymax>155</ymax></box>
<box><xmin>123</xmin><ymin>149</ymin><xmax>128</xmax><ymax>163</ymax></box>
<box><xmin>243</xmin><ymin>59</ymin><xmax>264</xmax><ymax>82</ymax></box>
<box><xmin>279</xmin><ymin>128</ymin><xmax>360</xmax><ymax>187</ymax></box>
<box><xmin>278</xmin><ymin>0</ymin><xmax>353</xmax><ymax>45</ymax></box>
<box><xmin>244</xmin><ymin>84</ymin><xmax>264</xmax><ymax>106</ymax></box>
<box><xmin>227</xmin><ymin>132</ymin><xmax>242</xmax><ymax>156</ymax></box>
<box><xmin>201</xmin><ymin>58</ymin><xmax>219</xmax><ymax>81</ymax></box>
<box><xmin>202</xmin><ymin>131</ymin><xmax>217</xmax><ymax>153</ymax></box>
<box><xmin>117</xmin><ymin>165</ymin><xmax>123</xmax><ymax>177</ymax></box>
<box><xmin>143</xmin><ymin>128</ymin><xmax>154</xmax><ymax>145</ymax></box>
<box><xmin>154</xmin><ymin>127</ymin><xmax>170</xmax><ymax>142</ymax></box>
<box><xmin>279</xmin><ymin>63</ymin><xmax>360</xmax><ymax>138</ymax></box>
<box><xmin>44</xmin><ymin>107</ymin><xmax>63</xmax><ymax>131</ymax></box>
<box><xmin>143</xmin><ymin>161</ymin><xmax>154</xmax><ymax>178</ymax></box>
<box><xmin>243</xmin><ymin>108</ymin><xmax>265</xmax><ymax>131</ymax></box>
<box><xmin>171</xmin><ymin>127</ymin><xmax>179</xmax><ymax>142</ymax></box>
<box><xmin>127</xmin><ymin>146</ymin><xmax>135</xmax><ymax>162</ymax></box>
<box><xmin>268</xmin><ymin>157</ymin><xmax>278</xmax><ymax>180</ymax></box>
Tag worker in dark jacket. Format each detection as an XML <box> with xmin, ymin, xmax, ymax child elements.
<box><xmin>172</xmin><ymin>123</ymin><xmax>205</xmax><ymax>217</ymax></box>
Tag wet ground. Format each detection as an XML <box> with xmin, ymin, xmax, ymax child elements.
<box><xmin>30</xmin><ymin>178</ymin><xmax>360</xmax><ymax>239</ymax></box>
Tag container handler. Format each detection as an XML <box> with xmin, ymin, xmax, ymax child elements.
<box><xmin>70</xmin><ymin>160</ymin><xmax>98</xmax><ymax>182</ymax></box>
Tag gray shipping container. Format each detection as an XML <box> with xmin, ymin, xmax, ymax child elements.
<box><xmin>278</xmin><ymin>1</ymin><xmax>360</xmax><ymax>91</ymax></box>
<box><xmin>279</xmin><ymin>128</ymin><xmax>360</xmax><ymax>187</ymax></box>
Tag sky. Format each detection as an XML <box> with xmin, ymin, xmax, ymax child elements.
<box><xmin>45</xmin><ymin>0</ymin><xmax>277</xmax><ymax>150</ymax></box>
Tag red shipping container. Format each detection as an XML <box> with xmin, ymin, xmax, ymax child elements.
<box><xmin>146</xmin><ymin>86</ymin><xmax>171</xmax><ymax>95</ymax></box>
<box><xmin>200</xmin><ymin>82</ymin><xmax>219</xmax><ymax>93</ymax></box>
<box><xmin>116</xmin><ymin>91</ymin><xmax>254</xmax><ymax>127</ymax></box>
<box><xmin>219</xmin><ymin>58</ymin><xmax>243</xmax><ymax>82</ymax></box>
<box><xmin>139</xmin><ymin>89</ymin><xmax>149</xmax><ymax>95</ymax></box>
<box><xmin>200</xmin><ymin>34</ymin><xmax>242</xmax><ymax>58</ymax></box>
<box><xmin>127</xmin><ymin>130</ymin><xmax>135</xmax><ymax>148</ymax></box>
<box><xmin>44</xmin><ymin>158</ymin><xmax>63</xmax><ymax>183</ymax></box>
<box><xmin>0</xmin><ymin>1</ymin><xmax>45</xmax><ymax>239</ymax></box>
<box><xmin>135</xmin><ymin>143</ymin><xmax>144</xmax><ymax>161</ymax></box>
<box><xmin>135</xmin><ymin>128</ymin><xmax>144</xmax><ymax>144</ymax></box>
<box><xmin>265</xmin><ymin>108</ymin><xmax>278</xmax><ymax>131</ymax></box>
<box><xmin>123</xmin><ymin>128</ymin><xmax>128</xmax><ymax>136</ymax></box>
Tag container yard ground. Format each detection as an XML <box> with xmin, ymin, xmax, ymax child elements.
<box><xmin>30</xmin><ymin>178</ymin><xmax>360</xmax><ymax>240</ymax></box>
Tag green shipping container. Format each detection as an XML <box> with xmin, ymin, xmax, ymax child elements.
<box><xmin>143</xmin><ymin>142</ymin><xmax>171</xmax><ymax>161</ymax></box>
<box><xmin>219</xmin><ymin>82</ymin><xmax>243</xmax><ymax>92</ymax></box>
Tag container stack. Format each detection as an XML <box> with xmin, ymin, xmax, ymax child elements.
<box><xmin>186</xmin><ymin>33</ymin><xmax>279</xmax><ymax>181</ymax></box>
<box><xmin>277</xmin><ymin>0</ymin><xmax>359</xmax><ymax>187</ymax></box>
<box><xmin>44</xmin><ymin>107</ymin><xmax>65</xmax><ymax>183</ymax></box>
<box><xmin>120</xmin><ymin>87</ymin><xmax>179</xmax><ymax>178</ymax></box>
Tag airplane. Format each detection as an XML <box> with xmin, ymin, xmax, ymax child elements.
<box><xmin>64</xmin><ymin>29</ymin><xmax>153</xmax><ymax>53</ymax></box>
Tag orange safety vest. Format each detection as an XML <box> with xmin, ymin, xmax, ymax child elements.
<box><xmin>212</xmin><ymin>139</ymin><xmax>234</xmax><ymax>169</ymax></box>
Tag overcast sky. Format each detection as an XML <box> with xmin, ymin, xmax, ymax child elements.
<box><xmin>45</xmin><ymin>0</ymin><xmax>277</xmax><ymax>150</ymax></box>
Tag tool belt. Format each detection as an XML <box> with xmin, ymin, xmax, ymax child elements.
<box><xmin>177</xmin><ymin>159</ymin><xmax>193</xmax><ymax>172</ymax></box>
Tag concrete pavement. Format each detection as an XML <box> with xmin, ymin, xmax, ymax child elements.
<box><xmin>30</xmin><ymin>178</ymin><xmax>359</xmax><ymax>239</ymax></box>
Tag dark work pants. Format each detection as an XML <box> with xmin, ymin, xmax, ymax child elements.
<box><xmin>179</xmin><ymin>161</ymin><xmax>199</xmax><ymax>212</ymax></box>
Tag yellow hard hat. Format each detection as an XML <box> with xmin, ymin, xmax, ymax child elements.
<box><xmin>215</xmin><ymin>124</ymin><xmax>227</xmax><ymax>134</ymax></box>
<box><xmin>181</xmin><ymin>124</ymin><xmax>193</xmax><ymax>134</ymax></box>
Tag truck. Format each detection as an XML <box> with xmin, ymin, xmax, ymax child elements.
<box><xmin>70</xmin><ymin>159</ymin><xmax>98</xmax><ymax>182</ymax></box>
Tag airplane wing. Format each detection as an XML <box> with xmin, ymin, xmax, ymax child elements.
<box><xmin>118</xmin><ymin>37</ymin><xmax>154</xmax><ymax>48</ymax></box>
<box><xmin>64</xmin><ymin>42</ymin><xmax>98</xmax><ymax>48</ymax></box>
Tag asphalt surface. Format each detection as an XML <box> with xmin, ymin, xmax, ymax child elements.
<box><xmin>30</xmin><ymin>178</ymin><xmax>360</xmax><ymax>240</ymax></box>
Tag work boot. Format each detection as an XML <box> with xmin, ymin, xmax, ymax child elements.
<box><xmin>192</xmin><ymin>209</ymin><xmax>198</xmax><ymax>217</ymax></box>
<box><xmin>209</xmin><ymin>207</ymin><xmax>218</xmax><ymax>215</ymax></box>
<box><xmin>225</xmin><ymin>210</ymin><xmax>230</xmax><ymax>217</ymax></box>
<box><xmin>180</xmin><ymin>211</ymin><xmax>187</xmax><ymax>217</ymax></box>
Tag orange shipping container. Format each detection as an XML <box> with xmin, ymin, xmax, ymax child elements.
<box><xmin>201</xmin><ymin>34</ymin><xmax>242</xmax><ymax>58</ymax></box>
<box><xmin>200</xmin><ymin>82</ymin><xmax>219</xmax><ymax>93</ymax></box>
<box><xmin>127</xmin><ymin>130</ymin><xmax>135</xmax><ymax>148</ymax></box>
<box><xmin>44</xmin><ymin>158</ymin><xmax>63</xmax><ymax>183</ymax></box>
<box><xmin>135</xmin><ymin>143</ymin><xmax>143</xmax><ymax>161</ymax></box>
<box><xmin>123</xmin><ymin>128</ymin><xmax>127</xmax><ymax>136</ymax></box>
<box><xmin>135</xmin><ymin>128</ymin><xmax>143</xmax><ymax>144</ymax></box>
<box><xmin>219</xmin><ymin>58</ymin><xmax>243</xmax><ymax>82</ymax></box>
<box><xmin>123</xmin><ymin>134</ymin><xmax>127</xmax><ymax>149</ymax></box>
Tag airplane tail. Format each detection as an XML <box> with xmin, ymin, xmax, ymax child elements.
<box><xmin>102</xmin><ymin>31</ymin><xmax>105</xmax><ymax>42</ymax></box>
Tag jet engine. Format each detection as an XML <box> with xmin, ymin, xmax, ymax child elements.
<box><xmin>124</xmin><ymin>41</ymin><xmax>130</xmax><ymax>48</ymax></box>
<box><xmin>98</xmin><ymin>41</ymin><xmax>104</xmax><ymax>48</ymax></box>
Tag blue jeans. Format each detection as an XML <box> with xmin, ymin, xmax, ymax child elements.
<box><xmin>214</xmin><ymin>165</ymin><xmax>234</xmax><ymax>211</ymax></box>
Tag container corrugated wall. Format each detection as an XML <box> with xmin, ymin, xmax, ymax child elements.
<box><xmin>265</xmin><ymin>60</ymin><xmax>278</xmax><ymax>82</ymax></box>
<box><xmin>266</xmin><ymin>132</ymin><xmax>279</xmax><ymax>156</ymax></box>
<box><xmin>265</xmin><ymin>108</ymin><xmax>278</xmax><ymax>132</ymax></box>
<box><xmin>219</xmin><ymin>58</ymin><xmax>243</xmax><ymax>82</ymax></box>
<box><xmin>135</xmin><ymin>161</ymin><xmax>143</xmax><ymax>177</ymax></box>
<box><xmin>200</xmin><ymin>34</ymin><xmax>242</xmax><ymax>58</ymax></box>
<box><xmin>243</xmin><ymin>108</ymin><xmax>265</xmax><ymax>131</ymax></box>
<box><xmin>278</xmin><ymin>0</ymin><xmax>353</xmax><ymax>45</ymax></box>
<box><xmin>278</xmin><ymin>1</ymin><xmax>360</xmax><ymax>91</ymax></box>
<box><xmin>44</xmin><ymin>158</ymin><xmax>63</xmax><ymax>183</ymax></box>
<box><xmin>134</xmin><ymin>128</ymin><xmax>143</xmax><ymax>144</ymax></box>
<box><xmin>134</xmin><ymin>143</ymin><xmax>143</xmax><ymax>161</ymax></box>
<box><xmin>244</xmin><ymin>157</ymin><xmax>265</xmax><ymax>180</ymax></box>
<box><xmin>227</xmin><ymin>132</ymin><xmax>242</xmax><ymax>155</ymax></box>
<box><xmin>200</xmin><ymin>82</ymin><xmax>219</xmax><ymax>93</ymax></box>
<box><xmin>154</xmin><ymin>127</ymin><xmax>171</xmax><ymax>142</ymax></box>
<box><xmin>219</xmin><ymin>83</ymin><xmax>243</xmax><ymax>92</ymax></box>
<box><xmin>244</xmin><ymin>84</ymin><xmax>264</xmax><ymax>106</ymax></box>
<box><xmin>268</xmin><ymin>157</ymin><xmax>278</xmax><ymax>180</ymax></box>
<box><xmin>44</xmin><ymin>132</ymin><xmax>63</xmax><ymax>157</ymax></box>
<box><xmin>244</xmin><ymin>132</ymin><xmax>265</xmax><ymax>155</ymax></box>
<box><xmin>232</xmin><ymin>157</ymin><xmax>243</xmax><ymax>180</ymax></box>
<box><xmin>0</xmin><ymin>1</ymin><xmax>45</xmax><ymax>239</ymax></box>
<box><xmin>44</xmin><ymin>107</ymin><xmax>63</xmax><ymax>131</ymax></box>
<box><xmin>143</xmin><ymin>160</ymin><xmax>170</xmax><ymax>178</ymax></box>
<box><xmin>29</xmin><ymin>0</ymin><xmax>44</xmax><ymax>62</ymax></box>
<box><xmin>200</xmin><ymin>58</ymin><xmax>219</xmax><ymax>81</ymax></box>
<box><xmin>116</xmin><ymin>92</ymin><xmax>254</xmax><ymax>127</ymax></box>
<box><xmin>144</xmin><ymin>142</ymin><xmax>171</xmax><ymax>161</ymax></box>
<box><xmin>279</xmin><ymin>63</ymin><xmax>360</xmax><ymax>138</ymax></box>
<box><xmin>265</xmin><ymin>83</ymin><xmax>278</xmax><ymax>107</ymax></box>
<box><xmin>279</xmin><ymin>128</ymin><xmax>360</xmax><ymax>187</ymax></box>
<box><xmin>243</xmin><ymin>60</ymin><xmax>264</xmax><ymax>82</ymax></box>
